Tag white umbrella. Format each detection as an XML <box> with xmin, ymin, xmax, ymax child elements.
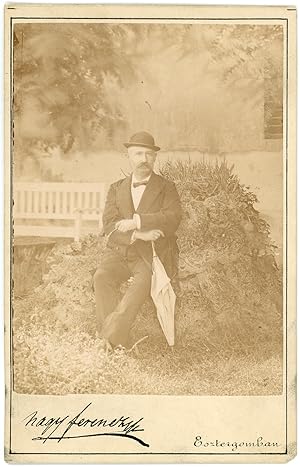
<box><xmin>150</xmin><ymin>242</ymin><xmax>176</xmax><ymax>346</ymax></box>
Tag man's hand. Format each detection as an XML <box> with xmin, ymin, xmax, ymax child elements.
<box><xmin>135</xmin><ymin>229</ymin><xmax>165</xmax><ymax>242</ymax></box>
<box><xmin>115</xmin><ymin>218</ymin><xmax>137</xmax><ymax>232</ymax></box>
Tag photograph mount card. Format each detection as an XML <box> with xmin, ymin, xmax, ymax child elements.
<box><xmin>4</xmin><ymin>3</ymin><xmax>297</xmax><ymax>463</ymax></box>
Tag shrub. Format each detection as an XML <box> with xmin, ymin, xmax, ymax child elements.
<box><xmin>159</xmin><ymin>159</ymin><xmax>282</xmax><ymax>345</ymax></box>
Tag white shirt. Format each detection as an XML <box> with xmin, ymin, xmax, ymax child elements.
<box><xmin>131</xmin><ymin>173</ymin><xmax>151</xmax><ymax>211</ymax></box>
<box><xmin>130</xmin><ymin>173</ymin><xmax>152</xmax><ymax>235</ymax></box>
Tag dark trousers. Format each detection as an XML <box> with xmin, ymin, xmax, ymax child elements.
<box><xmin>93</xmin><ymin>245</ymin><xmax>152</xmax><ymax>347</ymax></box>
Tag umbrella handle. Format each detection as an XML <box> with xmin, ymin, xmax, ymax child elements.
<box><xmin>151</xmin><ymin>241</ymin><xmax>158</xmax><ymax>257</ymax></box>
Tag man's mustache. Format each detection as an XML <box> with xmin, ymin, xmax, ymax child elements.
<box><xmin>137</xmin><ymin>162</ymin><xmax>150</xmax><ymax>168</ymax></box>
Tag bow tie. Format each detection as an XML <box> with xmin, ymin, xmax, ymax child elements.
<box><xmin>133</xmin><ymin>180</ymin><xmax>148</xmax><ymax>188</ymax></box>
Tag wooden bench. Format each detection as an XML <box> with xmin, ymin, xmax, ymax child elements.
<box><xmin>13</xmin><ymin>182</ymin><xmax>107</xmax><ymax>241</ymax></box>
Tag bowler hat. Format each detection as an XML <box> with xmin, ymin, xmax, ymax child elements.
<box><xmin>124</xmin><ymin>131</ymin><xmax>160</xmax><ymax>152</ymax></box>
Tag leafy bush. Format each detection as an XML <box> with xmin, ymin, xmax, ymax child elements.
<box><xmin>160</xmin><ymin>159</ymin><xmax>282</xmax><ymax>343</ymax></box>
<box><xmin>13</xmin><ymin>159</ymin><xmax>282</xmax><ymax>395</ymax></box>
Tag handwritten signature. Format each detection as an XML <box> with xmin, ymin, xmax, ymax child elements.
<box><xmin>23</xmin><ymin>402</ymin><xmax>149</xmax><ymax>447</ymax></box>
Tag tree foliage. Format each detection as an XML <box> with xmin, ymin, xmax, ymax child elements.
<box><xmin>13</xmin><ymin>23</ymin><xmax>283</xmax><ymax>160</ymax></box>
<box><xmin>13</xmin><ymin>23</ymin><xmax>138</xmax><ymax>155</ymax></box>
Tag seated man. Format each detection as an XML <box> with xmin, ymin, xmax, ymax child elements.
<box><xmin>93</xmin><ymin>131</ymin><xmax>182</xmax><ymax>349</ymax></box>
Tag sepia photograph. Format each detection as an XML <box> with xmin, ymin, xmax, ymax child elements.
<box><xmin>12</xmin><ymin>18</ymin><xmax>284</xmax><ymax>396</ymax></box>
<box><xmin>4</xmin><ymin>3</ymin><xmax>296</xmax><ymax>463</ymax></box>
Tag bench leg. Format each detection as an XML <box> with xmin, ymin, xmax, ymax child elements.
<box><xmin>74</xmin><ymin>211</ymin><xmax>82</xmax><ymax>242</ymax></box>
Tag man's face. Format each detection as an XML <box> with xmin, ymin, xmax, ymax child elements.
<box><xmin>127</xmin><ymin>146</ymin><xmax>157</xmax><ymax>178</ymax></box>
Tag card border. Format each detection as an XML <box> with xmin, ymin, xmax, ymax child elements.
<box><xmin>5</xmin><ymin>8</ymin><xmax>295</xmax><ymax>461</ymax></box>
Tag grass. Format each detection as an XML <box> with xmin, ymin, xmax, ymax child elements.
<box><xmin>13</xmin><ymin>294</ymin><xmax>282</xmax><ymax>396</ymax></box>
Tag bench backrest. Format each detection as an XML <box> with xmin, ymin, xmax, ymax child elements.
<box><xmin>14</xmin><ymin>182</ymin><xmax>107</xmax><ymax>220</ymax></box>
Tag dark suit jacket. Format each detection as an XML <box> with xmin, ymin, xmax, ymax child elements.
<box><xmin>102</xmin><ymin>172</ymin><xmax>182</xmax><ymax>279</ymax></box>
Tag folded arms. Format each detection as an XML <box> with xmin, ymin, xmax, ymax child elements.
<box><xmin>102</xmin><ymin>179</ymin><xmax>182</xmax><ymax>246</ymax></box>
